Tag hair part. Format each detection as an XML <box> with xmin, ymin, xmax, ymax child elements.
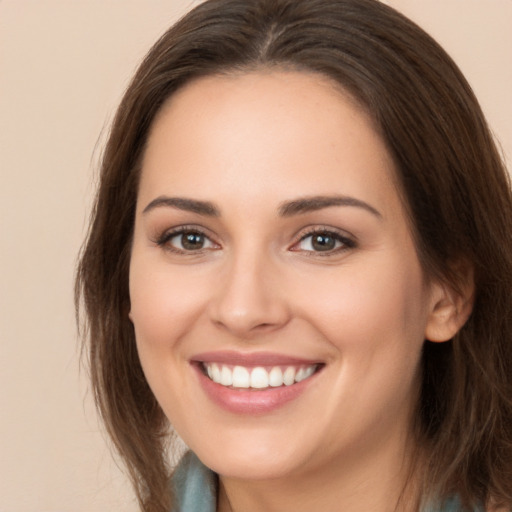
<box><xmin>76</xmin><ymin>1</ymin><xmax>512</xmax><ymax>510</ymax></box>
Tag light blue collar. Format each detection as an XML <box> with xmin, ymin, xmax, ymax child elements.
<box><xmin>423</xmin><ymin>496</ymin><xmax>464</xmax><ymax>512</ymax></box>
<box><xmin>171</xmin><ymin>451</ymin><xmax>217</xmax><ymax>512</ymax></box>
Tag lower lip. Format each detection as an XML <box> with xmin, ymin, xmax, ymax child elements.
<box><xmin>193</xmin><ymin>364</ymin><xmax>320</xmax><ymax>415</ymax></box>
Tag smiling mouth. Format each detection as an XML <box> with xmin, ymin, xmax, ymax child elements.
<box><xmin>201</xmin><ymin>362</ymin><xmax>321</xmax><ymax>390</ymax></box>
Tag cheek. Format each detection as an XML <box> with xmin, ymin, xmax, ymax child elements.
<box><xmin>129</xmin><ymin>258</ymin><xmax>211</xmax><ymax>352</ymax></box>
<box><xmin>293</xmin><ymin>255</ymin><xmax>429</xmax><ymax>364</ymax></box>
<box><xmin>296</xmin><ymin>261</ymin><xmax>429</xmax><ymax>435</ymax></box>
<box><xmin>128</xmin><ymin>259</ymin><xmax>216</xmax><ymax>420</ymax></box>
<box><xmin>128</xmin><ymin>259</ymin><xmax>212</xmax><ymax>418</ymax></box>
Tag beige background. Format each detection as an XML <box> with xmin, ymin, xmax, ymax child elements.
<box><xmin>0</xmin><ymin>1</ymin><xmax>510</xmax><ymax>511</ymax></box>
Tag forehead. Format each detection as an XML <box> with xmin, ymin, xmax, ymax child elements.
<box><xmin>138</xmin><ymin>70</ymin><xmax>401</xmax><ymax>220</ymax></box>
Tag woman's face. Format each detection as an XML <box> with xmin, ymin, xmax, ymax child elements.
<box><xmin>129</xmin><ymin>71</ymin><xmax>441</xmax><ymax>481</ymax></box>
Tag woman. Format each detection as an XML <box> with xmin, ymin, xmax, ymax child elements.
<box><xmin>75</xmin><ymin>0</ymin><xmax>512</xmax><ymax>511</ymax></box>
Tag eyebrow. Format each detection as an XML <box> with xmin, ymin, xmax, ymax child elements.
<box><xmin>278</xmin><ymin>195</ymin><xmax>382</xmax><ymax>218</ymax></box>
<box><xmin>142</xmin><ymin>194</ymin><xmax>382</xmax><ymax>219</ymax></box>
<box><xmin>143</xmin><ymin>196</ymin><xmax>220</xmax><ymax>216</ymax></box>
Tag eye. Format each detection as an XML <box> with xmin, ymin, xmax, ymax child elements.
<box><xmin>292</xmin><ymin>229</ymin><xmax>355</xmax><ymax>254</ymax></box>
<box><xmin>156</xmin><ymin>228</ymin><xmax>218</xmax><ymax>253</ymax></box>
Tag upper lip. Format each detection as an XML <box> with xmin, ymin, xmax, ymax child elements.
<box><xmin>191</xmin><ymin>350</ymin><xmax>322</xmax><ymax>367</ymax></box>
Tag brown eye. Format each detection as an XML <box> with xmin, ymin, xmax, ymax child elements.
<box><xmin>311</xmin><ymin>233</ymin><xmax>337</xmax><ymax>251</ymax></box>
<box><xmin>160</xmin><ymin>229</ymin><xmax>217</xmax><ymax>252</ymax></box>
<box><xmin>294</xmin><ymin>230</ymin><xmax>355</xmax><ymax>254</ymax></box>
<box><xmin>181</xmin><ymin>232</ymin><xmax>206</xmax><ymax>250</ymax></box>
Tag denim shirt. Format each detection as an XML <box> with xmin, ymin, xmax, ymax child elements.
<box><xmin>171</xmin><ymin>451</ymin><xmax>479</xmax><ymax>512</ymax></box>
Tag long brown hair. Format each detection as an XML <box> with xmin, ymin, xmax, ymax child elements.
<box><xmin>75</xmin><ymin>1</ymin><xmax>512</xmax><ymax>510</ymax></box>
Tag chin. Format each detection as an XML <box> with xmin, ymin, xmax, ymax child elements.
<box><xmin>202</xmin><ymin>451</ymin><xmax>305</xmax><ymax>481</ymax></box>
<box><xmin>184</xmin><ymin>425</ymin><xmax>314</xmax><ymax>481</ymax></box>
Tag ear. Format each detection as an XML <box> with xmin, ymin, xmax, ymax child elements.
<box><xmin>424</xmin><ymin>264</ymin><xmax>475</xmax><ymax>343</ymax></box>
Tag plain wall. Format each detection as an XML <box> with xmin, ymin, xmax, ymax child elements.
<box><xmin>0</xmin><ymin>1</ymin><xmax>510</xmax><ymax>511</ymax></box>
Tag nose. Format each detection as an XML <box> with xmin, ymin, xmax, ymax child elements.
<box><xmin>209</xmin><ymin>251</ymin><xmax>291</xmax><ymax>339</ymax></box>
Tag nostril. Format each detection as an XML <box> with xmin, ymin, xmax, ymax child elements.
<box><xmin>208</xmin><ymin>268</ymin><xmax>291</xmax><ymax>336</ymax></box>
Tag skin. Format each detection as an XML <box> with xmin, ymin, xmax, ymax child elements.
<box><xmin>129</xmin><ymin>71</ymin><xmax>467</xmax><ymax>512</ymax></box>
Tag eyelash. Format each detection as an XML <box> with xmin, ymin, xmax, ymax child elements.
<box><xmin>291</xmin><ymin>227</ymin><xmax>356</xmax><ymax>256</ymax></box>
<box><xmin>154</xmin><ymin>226</ymin><xmax>356</xmax><ymax>256</ymax></box>
<box><xmin>155</xmin><ymin>225</ymin><xmax>217</xmax><ymax>254</ymax></box>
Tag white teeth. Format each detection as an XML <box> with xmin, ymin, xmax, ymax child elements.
<box><xmin>211</xmin><ymin>363</ymin><xmax>221</xmax><ymax>384</ymax></box>
<box><xmin>295</xmin><ymin>366</ymin><xmax>315</xmax><ymax>382</ymax></box>
<box><xmin>232</xmin><ymin>366</ymin><xmax>250</xmax><ymax>388</ymax></box>
<box><xmin>203</xmin><ymin>362</ymin><xmax>318</xmax><ymax>389</ymax></box>
<box><xmin>269</xmin><ymin>367</ymin><xmax>283</xmax><ymax>387</ymax></box>
<box><xmin>250</xmin><ymin>367</ymin><xmax>269</xmax><ymax>388</ymax></box>
<box><xmin>283</xmin><ymin>366</ymin><xmax>296</xmax><ymax>386</ymax></box>
<box><xmin>303</xmin><ymin>365</ymin><xmax>315</xmax><ymax>379</ymax></box>
<box><xmin>220</xmin><ymin>365</ymin><xmax>233</xmax><ymax>386</ymax></box>
<box><xmin>295</xmin><ymin>367</ymin><xmax>306</xmax><ymax>382</ymax></box>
